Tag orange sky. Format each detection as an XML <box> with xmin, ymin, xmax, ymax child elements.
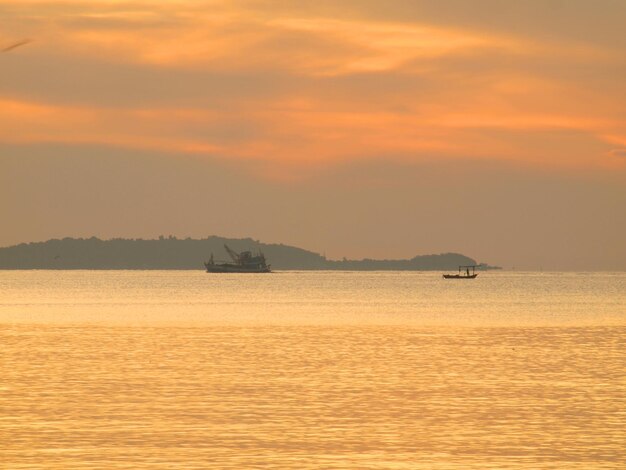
<box><xmin>1</xmin><ymin>1</ymin><xmax>625</xmax><ymax>268</ymax></box>
<box><xmin>2</xmin><ymin>0</ymin><xmax>625</xmax><ymax>174</ymax></box>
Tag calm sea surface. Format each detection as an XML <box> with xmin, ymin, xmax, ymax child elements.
<box><xmin>1</xmin><ymin>271</ymin><xmax>625</xmax><ymax>468</ymax></box>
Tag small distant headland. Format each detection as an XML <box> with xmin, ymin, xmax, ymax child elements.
<box><xmin>0</xmin><ymin>236</ymin><xmax>501</xmax><ymax>271</ymax></box>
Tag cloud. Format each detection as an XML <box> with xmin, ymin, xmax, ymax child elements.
<box><xmin>0</xmin><ymin>0</ymin><xmax>624</xmax><ymax>177</ymax></box>
<box><xmin>2</xmin><ymin>141</ymin><xmax>625</xmax><ymax>269</ymax></box>
<box><xmin>1</xmin><ymin>39</ymin><xmax>32</xmax><ymax>52</ymax></box>
<box><xmin>266</xmin><ymin>0</ymin><xmax>626</xmax><ymax>50</ymax></box>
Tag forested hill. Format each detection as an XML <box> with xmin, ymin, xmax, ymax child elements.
<box><xmin>0</xmin><ymin>237</ymin><xmax>497</xmax><ymax>270</ymax></box>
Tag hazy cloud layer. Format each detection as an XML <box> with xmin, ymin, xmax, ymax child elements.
<box><xmin>2</xmin><ymin>142</ymin><xmax>625</xmax><ymax>269</ymax></box>
<box><xmin>1</xmin><ymin>0</ymin><xmax>624</xmax><ymax>172</ymax></box>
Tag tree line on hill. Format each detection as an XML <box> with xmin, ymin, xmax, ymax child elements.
<box><xmin>0</xmin><ymin>236</ymin><xmax>499</xmax><ymax>270</ymax></box>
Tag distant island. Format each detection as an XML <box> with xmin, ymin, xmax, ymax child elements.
<box><xmin>0</xmin><ymin>236</ymin><xmax>501</xmax><ymax>271</ymax></box>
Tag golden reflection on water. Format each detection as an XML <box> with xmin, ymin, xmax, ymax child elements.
<box><xmin>1</xmin><ymin>272</ymin><xmax>625</xmax><ymax>468</ymax></box>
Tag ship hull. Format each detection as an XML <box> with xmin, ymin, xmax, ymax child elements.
<box><xmin>443</xmin><ymin>274</ymin><xmax>478</xmax><ymax>279</ymax></box>
<box><xmin>205</xmin><ymin>263</ymin><xmax>271</xmax><ymax>273</ymax></box>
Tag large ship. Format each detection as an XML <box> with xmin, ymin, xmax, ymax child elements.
<box><xmin>204</xmin><ymin>244</ymin><xmax>271</xmax><ymax>273</ymax></box>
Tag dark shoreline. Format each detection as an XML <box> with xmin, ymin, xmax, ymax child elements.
<box><xmin>0</xmin><ymin>236</ymin><xmax>501</xmax><ymax>271</ymax></box>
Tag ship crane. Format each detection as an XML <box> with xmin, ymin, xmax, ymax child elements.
<box><xmin>224</xmin><ymin>244</ymin><xmax>241</xmax><ymax>263</ymax></box>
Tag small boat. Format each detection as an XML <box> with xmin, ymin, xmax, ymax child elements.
<box><xmin>443</xmin><ymin>265</ymin><xmax>478</xmax><ymax>279</ymax></box>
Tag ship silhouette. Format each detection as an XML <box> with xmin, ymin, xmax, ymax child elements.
<box><xmin>204</xmin><ymin>244</ymin><xmax>271</xmax><ymax>273</ymax></box>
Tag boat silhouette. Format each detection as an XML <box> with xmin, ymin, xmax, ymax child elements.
<box><xmin>204</xmin><ymin>244</ymin><xmax>271</xmax><ymax>273</ymax></box>
<box><xmin>443</xmin><ymin>265</ymin><xmax>478</xmax><ymax>279</ymax></box>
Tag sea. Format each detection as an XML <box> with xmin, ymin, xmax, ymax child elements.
<box><xmin>1</xmin><ymin>270</ymin><xmax>624</xmax><ymax>469</ymax></box>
